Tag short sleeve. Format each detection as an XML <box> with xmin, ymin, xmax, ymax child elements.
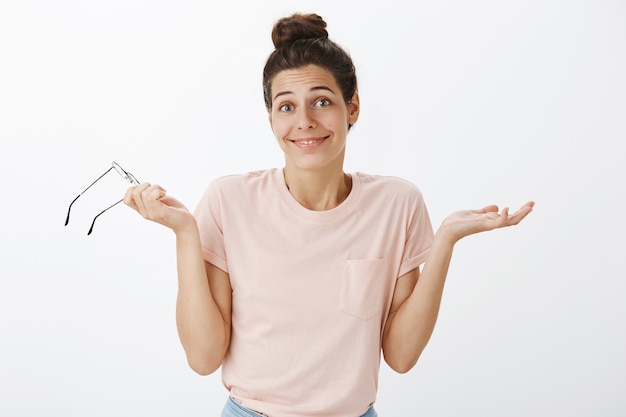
<box><xmin>397</xmin><ymin>189</ymin><xmax>434</xmax><ymax>277</ymax></box>
<box><xmin>193</xmin><ymin>180</ymin><xmax>229</xmax><ymax>273</ymax></box>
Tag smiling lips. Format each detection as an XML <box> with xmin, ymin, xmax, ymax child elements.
<box><xmin>290</xmin><ymin>137</ymin><xmax>327</xmax><ymax>149</ymax></box>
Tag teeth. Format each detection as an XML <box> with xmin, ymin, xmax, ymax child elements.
<box><xmin>299</xmin><ymin>140</ymin><xmax>318</xmax><ymax>145</ymax></box>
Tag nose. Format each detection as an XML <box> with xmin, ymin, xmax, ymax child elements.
<box><xmin>297</xmin><ymin>107</ymin><xmax>316</xmax><ymax>130</ymax></box>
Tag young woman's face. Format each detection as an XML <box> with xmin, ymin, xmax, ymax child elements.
<box><xmin>268</xmin><ymin>65</ymin><xmax>359</xmax><ymax>173</ymax></box>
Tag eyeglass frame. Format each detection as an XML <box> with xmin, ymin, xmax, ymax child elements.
<box><xmin>65</xmin><ymin>161</ymin><xmax>139</xmax><ymax>235</ymax></box>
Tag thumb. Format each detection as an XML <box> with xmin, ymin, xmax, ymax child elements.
<box><xmin>159</xmin><ymin>195</ymin><xmax>187</xmax><ymax>210</ymax></box>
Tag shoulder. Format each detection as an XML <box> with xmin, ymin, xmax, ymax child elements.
<box><xmin>210</xmin><ymin>169</ymin><xmax>273</xmax><ymax>187</ymax></box>
<box><xmin>196</xmin><ymin>169</ymin><xmax>276</xmax><ymax>214</ymax></box>
<box><xmin>355</xmin><ymin>172</ymin><xmax>425</xmax><ymax>200</ymax></box>
<box><xmin>206</xmin><ymin>169</ymin><xmax>275</xmax><ymax>196</ymax></box>
<box><xmin>352</xmin><ymin>172</ymin><xmax>431</xmax><ymax>229</ymax></box>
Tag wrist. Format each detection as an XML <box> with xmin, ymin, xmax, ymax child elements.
<box><xmin>173</xmin><ymin>216</ymin><xmax>199</xmax><ymax>239</ymax></box>
<box><xmin>433</xmin><ymin>224</ymin><xmax>459</xmax><ymax>248</ymax></box>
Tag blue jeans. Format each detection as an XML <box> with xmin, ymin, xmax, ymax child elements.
<box><xmin>221</xmin><ymin>396</ymin><xmax>378</xmax><ymax>417</ymax></box>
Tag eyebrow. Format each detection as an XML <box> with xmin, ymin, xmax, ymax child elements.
<box><xmin>272</xmin><ymin>85</ymin><xmax>336</xmax><ymax>102</ymax></box>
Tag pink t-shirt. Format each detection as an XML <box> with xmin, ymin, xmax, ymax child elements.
<box><xmin>194</xmin><ymin>168</ymin><xmax>433</xmax><ymax>417</ymax></box>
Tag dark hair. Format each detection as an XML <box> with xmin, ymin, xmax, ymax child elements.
<box><xmin>262</xmin><ymin>13</ymin><xmax>358</xmax><ymax>111</ymax></box>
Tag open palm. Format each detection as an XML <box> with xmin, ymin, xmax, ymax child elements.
<box><xmin>441</xmin><ymin>201</ymin><xmax>535</xmax><ymax>243</ymax></box>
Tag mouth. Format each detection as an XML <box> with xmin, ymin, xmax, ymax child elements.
<box><xmin>288</xmin><ymin>136</ymin><xmax>328</xmax><ymax>149</ymax></box>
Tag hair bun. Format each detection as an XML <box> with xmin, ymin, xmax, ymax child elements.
<box><xmin>271</xmin><ymin>13</ymin><xmax>328</xmax><ymax>49</ymax></box>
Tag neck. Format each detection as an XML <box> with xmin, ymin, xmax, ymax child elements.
<box><xmin>283</xmin><ymin>167</ymin><xmax>352</xmax><ymax>211</ymax></box>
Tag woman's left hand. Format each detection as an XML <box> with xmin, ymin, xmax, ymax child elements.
<box><xmin>439</xmin><ymin>201</ymin><xmax>535</xmax><ymax>244</ymax></box>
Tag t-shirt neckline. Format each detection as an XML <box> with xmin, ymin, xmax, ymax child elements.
<box><xmin>273</xmin><ymin>168</ymin><xmax>361</xmax><ymax>223</ymax></box>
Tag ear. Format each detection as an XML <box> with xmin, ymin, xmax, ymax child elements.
<box><xmin>347</xmin><ymin>92</ymin><xmax>360</xmax><ymax>127</ymax></box>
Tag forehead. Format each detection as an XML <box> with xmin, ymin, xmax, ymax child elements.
<box><xmin>271</xmin><ymin>65</ymin><xmax>340</xmax><ymax>98</ymax></box>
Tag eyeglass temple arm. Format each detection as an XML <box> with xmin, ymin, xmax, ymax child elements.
<box><xmin>65</xmin><ymin>195</ymin><xmax>80</xmax><ymax>226</ymax></box>
<box><xmin>87</xmin><ymin>172</ymin><xmax>140</xmax><ymax>235</ymax></box>
<box><xmin>65</xmin><ymin>166</ymin><xmax>115</xmax><ymax>226</ymax></box>
<box><xmin>87</xmin><ymin>198</ymin><xmax>124</xmax><ymax>235</ymax></box>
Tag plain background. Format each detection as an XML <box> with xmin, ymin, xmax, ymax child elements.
<box><xmin>1</xmin><ymin>0</ymin><xmax>625</xmax><ymax>415</ymax></box>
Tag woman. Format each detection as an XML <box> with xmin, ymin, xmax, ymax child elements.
<box><xmin>124</xmin><ymin>13</ymin><xmax>534</xmax><ymax>417</ymax></box>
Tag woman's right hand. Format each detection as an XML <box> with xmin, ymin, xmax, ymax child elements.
<box><xmin>124</xmin><ymin>183</ymin><xmax>196</xmax><ymax>234</ymax></box>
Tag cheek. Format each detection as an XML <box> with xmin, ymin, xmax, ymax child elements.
<box><xmin>275</xmin><ymin>127</ymin><xmax>294</xmax><ymax>147</ymax></box>
<box><xmin>277</xmin><ymin>125</ymin><xmax>291</xmax><ymax>139</ymax></box>
<box><xmin>326</xmin><ymin>117</ymin><xmax>346</xmax><ymax>132</ymax></box>
<box><xmin>270</xmin><ymin>118</ymin><xmax>286</xmax><ymax>137</ymax></box>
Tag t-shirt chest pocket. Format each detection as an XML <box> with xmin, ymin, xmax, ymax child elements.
<box><xmin>339</xmin><ymin>259</ymin><xmax>388</xmax><ymax>320</ymax></box>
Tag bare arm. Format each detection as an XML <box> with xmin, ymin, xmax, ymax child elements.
<box><xmin>174</xmin><ymin>225</ymin><xmax>231</xmax><ymax>375</ymax></box>
<box><xmin>382</xmin><ymin>202</ymin><xmax>534</xmax><ymax>373</ymax></box>
<box><xmin>124</xmin><ymin>183</ymin><xmax>231</xmax><ymax>375</ymax></box>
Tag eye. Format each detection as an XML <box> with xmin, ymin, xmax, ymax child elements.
<box><xmin>315</xmin><ymin>98</ymin><xmax>331</xmax><ymax>107</ymax></box>
<box><xmin>279</xmin><ymin>103</ymin><xmax>294</xmax><ymax>112</ymax></box>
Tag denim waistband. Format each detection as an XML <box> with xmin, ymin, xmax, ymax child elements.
<box><xmin>221</xmin><ymin>396</ymin><xmax>378</xmax><ymax>417</ymax></box>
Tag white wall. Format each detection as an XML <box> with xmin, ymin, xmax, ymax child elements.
<box><xmin>1</xmin><ymin>0</ymin><xmax>624</xmax><ymax>415</ymax></box>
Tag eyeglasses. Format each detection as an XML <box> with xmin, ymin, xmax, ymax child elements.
<box><xmin>65</xmin><ymin>161</ymin><xmax>139</xmax><ymax>235</ymax></box>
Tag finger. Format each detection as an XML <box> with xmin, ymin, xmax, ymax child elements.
<box><xmin>132</xmin><ymin>182</ymin><xmax>152</xmax><ymax>197</ymax></box>
<box><xmin>124</xmin><ymin>183</ymin><xmax>152</xmax><ymax>210</ymax></box>
<box><xmin>130</xmin><ymin>182</ymin><xmax>152</xmax><ymax>214</ymax></box>
<box><xmin>138</xmin><ymin>184</ymin><xmax>174</xmax><ymax>220</ymax></box>
<box><xmin>159</xmin><ymin>195</ymin><xmax>185</xmax><ymax>209</ymax></box>
<box><xmin>142</xmin><ymin>186</ymin><xmax>168</xmax><ymax>215</ymax></box>
<box><xmin>474</xmin><ymin>204</ymin><xmax>499</xmax><ymax>214</ymax></box>
<box><xmin>497</xmin><ymin>207</ymin><xmax>510</xmax><ymax>226</ymax></box>
<box><xmin>123</xmin><ymin>185</ymin><xmax>139</xmax><ymax>209</ymax></box>
<box><xmin>141</xmin><ymin>184</ymin><xmax>166</xmax><ymax>202</ymax></box>
<box><xmin>504</xmin><ymin>204</ymin><xmax>533</xmax><ymax>226</ymax></box>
